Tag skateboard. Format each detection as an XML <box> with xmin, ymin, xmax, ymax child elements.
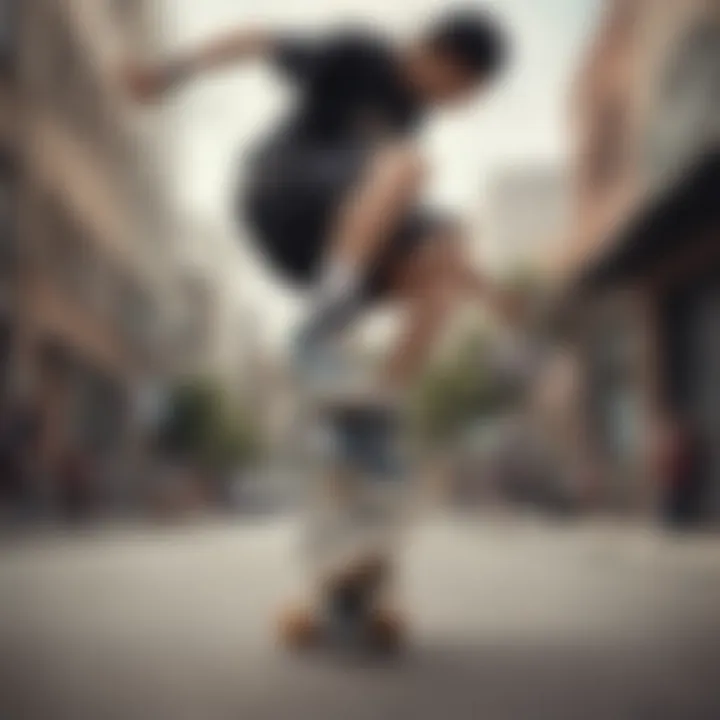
<box><xmin>278</xmin><ymin>395</ymin><xmax>410</xmax><ymax>656</ymax></box>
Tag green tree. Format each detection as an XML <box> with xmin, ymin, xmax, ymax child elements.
<box><xmin>156</xmin><ymin>377</ymin><xmax>261</xmax><ymax>476</ymax></box>
<box><xmin>412</xmin><ymin>327</ymin><xmax>521</xmax><ymax>444</ymax></box>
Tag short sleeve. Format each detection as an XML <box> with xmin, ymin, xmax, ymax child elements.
<box><xmin>272</xmin><ymin>31</ymin><xmax>382</xmax><ymax>89</ymax></box>
<box><xmin>272</xmin><ymin>36</ymin><xmax>321</xmax><ymax>85</ymax></box>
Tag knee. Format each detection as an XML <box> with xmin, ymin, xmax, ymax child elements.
<box><xmin>389</xmin><ymin>221</ymin><xmax>465</xmax><ymax>300</ymax></box>
<box><xmin>374</xmin><ymin>145</ymin><xmax>426</xmax><ymax>195</ymax></box>
<box><xmin>426</xmin><ymin>223</ymin><xmax>465</xmax><ymax>281</ymax></box>
<box><xmin>408</xmin><ymin>229</ymin><xmax>463</xmax><ymax>296</ymax></box>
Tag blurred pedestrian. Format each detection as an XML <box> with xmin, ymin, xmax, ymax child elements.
<box><xmin>0</xmin><ymin>398</ymin><xmax>40</xmax><ymax>514</ymax></box>
<box><xmin>656</xmin><ymin>412</ymin><xmax>706</xmax><ymax>528</ymax></box>
<box><xmin>58</xmin><ymin>449</ymin><xmax>97</xmax><ymax>522</ymax></box>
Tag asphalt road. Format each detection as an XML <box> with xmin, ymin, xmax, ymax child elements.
<box><xmin>1</xmin><ymin>515</ymin><xmax>719</xmax><ymax>720</ymax></box>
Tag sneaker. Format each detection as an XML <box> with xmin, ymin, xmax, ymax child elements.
<box><xmin>291</xmin><ymin>334</ymin><xmax>351</xmax><ymax>398</ymax></box>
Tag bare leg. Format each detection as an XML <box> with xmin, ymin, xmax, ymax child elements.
<box><xmin>295</xmin><ymin>144</ymin><xmax>426</xmax><ymax>370</ymax></box>
<box><xmin>328</xmin><ymin>143</ymin><xmax>425</xmax><ymax>270</ymax></box>
<box><xmin>381</xmin><ymin>230</ymin><xmax>466</xmax><ymax>391</ymax></box>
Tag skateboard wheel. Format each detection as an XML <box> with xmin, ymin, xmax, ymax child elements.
<box><xmin>325</xmin><ymin>553</ymin><xmax>389</xmax><ymax>595</ymax></box>
<box><xmin>278</xmin><ymin>605</ymin><xmax>319</xmax><ymax>650</ymax></box>
<box><xmin>367</xmin><ymin>609</ymin><xmax>404</xmax><ymax>654</ymax></box>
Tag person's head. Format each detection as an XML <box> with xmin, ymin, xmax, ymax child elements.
<box><xmin>404</xmin><ymin>7</ymin><xmax>510</xmax><ymax>107</ymax></box>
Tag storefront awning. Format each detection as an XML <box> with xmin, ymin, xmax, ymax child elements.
<box><xmin>579</xmin><ymin>149</ymin><xmax>720</xmax><ymax>291</ymax></box>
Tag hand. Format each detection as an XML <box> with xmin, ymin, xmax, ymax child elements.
<box><xmin>120</xmin><ymin>63</ymin><xmax>180</xmax><ymax>103</ymax></box>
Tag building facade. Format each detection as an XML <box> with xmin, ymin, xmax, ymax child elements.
<box><xmin>170</xmin><ymin>217</ymin><xmax>253</xmax><ymax>391</ymax></box>
<box><xmin>0</xmin><ymin>0</ymin><xmax>174</xmax><ymax>510</ymax></box>
<box><xmin>559</xmin><ymin>0</ymin><xmax>720</xmax><ymax>520</ymax></box>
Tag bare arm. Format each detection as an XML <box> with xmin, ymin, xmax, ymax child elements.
<box><xmin>170</xmin><ymin>28</ymin><xmax>275</xmax><ymax>77</ymax></box>
<box><xmin>123</xmin><ymin>28</ymin><xmax>276</xmax><ymax>102</ymax></box>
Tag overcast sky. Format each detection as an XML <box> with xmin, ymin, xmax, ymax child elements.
<box><xmin>158</xmin><ymin>0</ymin><xmax>602</xmax><ymax>348</ymax></box>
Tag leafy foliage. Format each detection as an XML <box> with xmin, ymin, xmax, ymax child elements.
<box><xmin>156</xmin><ymin>377</ymin><xmax>261</xmax><ymax>474</ymax></box>
<box><xmin>412</xmin><ymin>328</ymin><xmax>523</xmax><ymax>443</ymax></box>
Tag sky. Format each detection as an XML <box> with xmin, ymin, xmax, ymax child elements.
<box><xmin>158</xmin><ymin>0</ymin><xmax>603</xmax><ymax>348</ymax></box>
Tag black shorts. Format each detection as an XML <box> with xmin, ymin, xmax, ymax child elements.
<box><xmin>241</xmin><ymin>140</ymin><xmax>445</xmax><ymax>299</ymax></box>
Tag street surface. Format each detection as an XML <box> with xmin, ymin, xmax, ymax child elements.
<box><xmin>1</xmin><ymin>515</ymin><xmax>720</xmax><ymax>720</ymax></box>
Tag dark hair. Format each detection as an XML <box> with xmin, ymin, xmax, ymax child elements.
<box><xmin>426</xmin><ymin>7</ymin><xmax>510</xmax><ymax>79</ymax></box>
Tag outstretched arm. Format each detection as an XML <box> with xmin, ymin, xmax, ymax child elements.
<box><xmin>122</xmin><ymin>28</ymin><xmax>276</xmax><ymax>102</ymax></box>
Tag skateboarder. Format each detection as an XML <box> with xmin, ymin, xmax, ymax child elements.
<box><xmin>124</xmin><ymin>7</ymin><xmax>511</xmax><ymax>401</ymax></box>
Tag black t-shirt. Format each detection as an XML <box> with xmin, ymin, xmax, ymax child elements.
<box><xmin>272</xmin><ymin>31</ymin><xmax>423</xmax><ymax>146</ymax></box>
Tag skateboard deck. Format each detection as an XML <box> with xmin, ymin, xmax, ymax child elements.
<box><xmin>279</xmin><ymin>396</ymin><xmax>410</xmax><ymax>655</ymax></box>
